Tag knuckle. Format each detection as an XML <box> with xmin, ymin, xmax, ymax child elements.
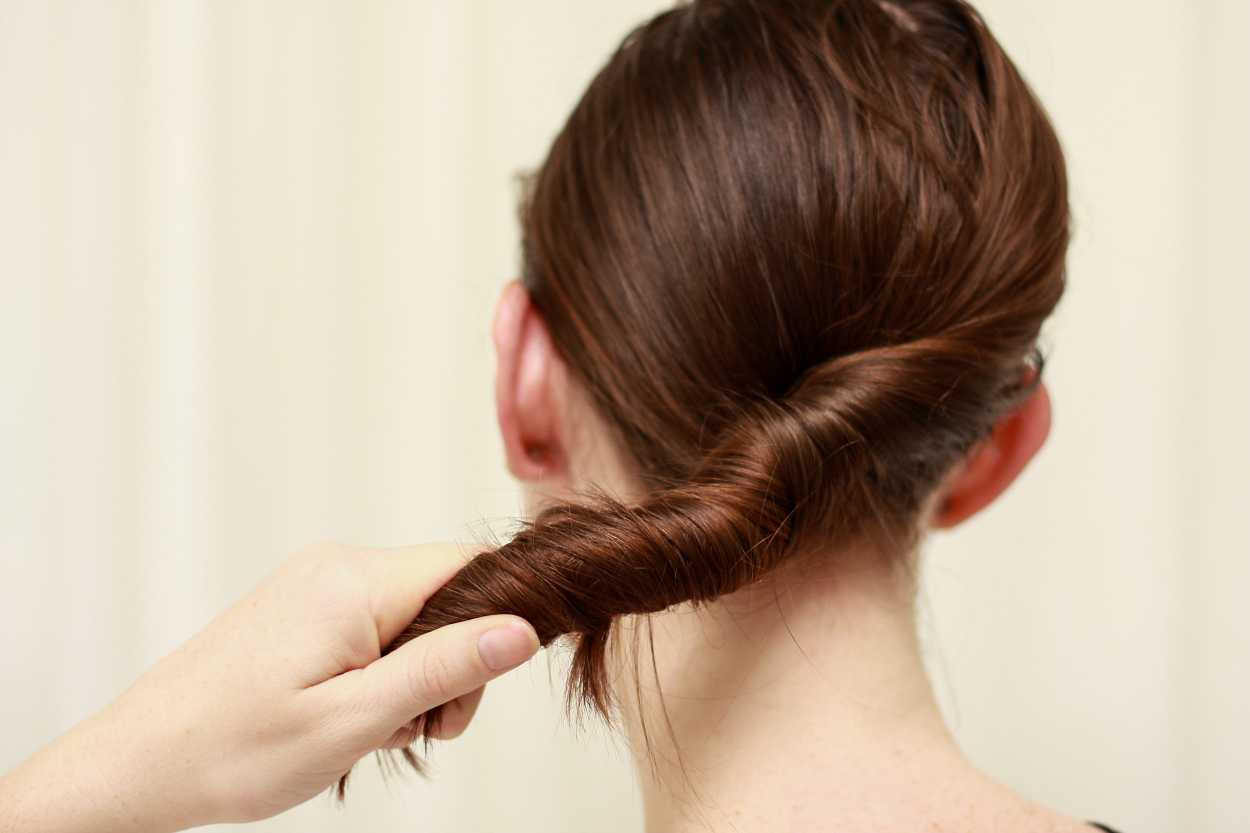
<box><xmin>292</xmin><ymin>542</ymin><xmax>368</xmax><ymax>597</ymax></box>
<box><xmin>286</xmin><ymin>541</ymin><xmax>350</xmax><ymax>585</ymax></box>
<box><xmin>414</xmin><ymin>647</ymin><xmax>460</xmax><ymax>705</ymax></box>
<box><xmin>293</xmin><ymin>539</ymin><xmax>345</xmax><ymax>566</ymax></box>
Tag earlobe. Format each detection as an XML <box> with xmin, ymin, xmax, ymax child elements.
<box><xmin>932</xmin><ymin>382</ymin><xmax>1052</xmax><ymax>529</ymax></box>
<box><xmin>492</xmin><ymin>280</ymin><xmax>569</xmax><ymax>484</ymax></box>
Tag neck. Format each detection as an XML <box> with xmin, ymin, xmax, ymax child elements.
<box><xmin>610</xmin><ymin>543</ymin><xmax>1068</xmax><ymax>833</ymax></box>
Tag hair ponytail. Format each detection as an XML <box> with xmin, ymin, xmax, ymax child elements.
<box><xmin>338</xmin><ymin>0</ymin><xmax>1069</xmax><ymax>794</ymax></box>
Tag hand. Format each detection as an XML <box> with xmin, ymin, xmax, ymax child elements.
<box><xmin>0</xmin><ymin>543</ymin><xmax>540</xmax><ymax>833</ymax></box>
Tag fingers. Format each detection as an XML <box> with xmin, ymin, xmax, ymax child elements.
<box><xmin>379</xmin><ymin>686</ymin><xmax>485</xmax><ymax>748</ymax></box>
<box><xmin>351</xmin><ymin>614</ymin><xmax>538</xmax><ymax>733</ymax></box>
<box><xmin>426</xmin><ymin>686</ymin><xmax>485</xmax><ymax>740</ymax></box>
<box><xmin>356</xmin><ymin>543</ymin><xmax>487</xmax><ymax>644</ymax></box>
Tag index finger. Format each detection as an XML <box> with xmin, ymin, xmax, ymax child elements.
<box><xmin>357</xmin><ymin>542</ymin><xmax>488</xmax><ymax>646</ymax></box>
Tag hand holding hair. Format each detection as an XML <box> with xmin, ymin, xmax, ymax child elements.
<box><xmin>0</xmin><ymin>543</ymin><xmax>540</xmax><ymax>833</ymax></box>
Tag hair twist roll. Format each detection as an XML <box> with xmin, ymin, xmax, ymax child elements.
<box><xmin>336</xmin><ymin>0</ymin><xmax>1070</xmax><ymax>794</ymax></box>
<box><xmin>381</xmin><ymin>329</ymin><xmax>1034</xmax><ymax>739</ymax></box>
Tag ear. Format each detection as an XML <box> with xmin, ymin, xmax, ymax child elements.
<box><xmin>492</xmin><ymin>280</ymin><xmax>571</xmax><ymax>485</ymax></box>
<box><xmin>931</xmin><ymin>381</ymin><xmax>1052</xmax><ymax>529</ymax></box>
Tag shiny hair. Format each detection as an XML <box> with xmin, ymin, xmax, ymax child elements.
<box><xmin>341</xmin><ymin>0</ymin><xmax>1069</xmax><ymax>793</ymax></box>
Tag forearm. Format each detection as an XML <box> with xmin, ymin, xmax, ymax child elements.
<box><xmin>0</xmin><ymin>702</ymin><xmax>204</xmax><ymax>833</ymax></box>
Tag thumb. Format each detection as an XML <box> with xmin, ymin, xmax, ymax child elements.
<box><xmin>360</xmin><ymin>615</ymin><xmax>540</xmax><ymax>730</ymax></box>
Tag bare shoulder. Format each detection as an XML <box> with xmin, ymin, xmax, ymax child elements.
<box><xmin>913</xmin><ymin>767</ymin><xmax>1119</xmax><ymax>833</ymax></box>
<box><xmin>996</xmin><ymin>791</ymin><xmax>1116</xmax><ymax>833</ymax></box>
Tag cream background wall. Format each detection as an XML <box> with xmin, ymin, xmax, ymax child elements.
<box><xmin>0</xmin><ymin>3</ymin><xmax>1245</xmax><ymax>833</ymax></box>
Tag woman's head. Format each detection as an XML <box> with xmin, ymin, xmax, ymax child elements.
<box><xmin>383</xmin><ymin>0</ymin><xmax>1067</xmax><ymax>771</ymax></box>
<box><xmin>499</xmin><ymin>0</ymin><xmax>1066</xmax><ymax>553</ymax></box>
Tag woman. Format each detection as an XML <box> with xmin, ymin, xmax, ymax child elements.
<box><xmin>1</xmin><ymin>1</ymin><xmax>1120</xmax><ymax>831</ymax></box>
<box><xmin>389</xmin><ymin>1</ymin><xmax>1101</xmax><ymax>830</ymax></box>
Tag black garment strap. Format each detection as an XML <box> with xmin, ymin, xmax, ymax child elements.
<box><xmin>1088</xmin><ymin>823</ymin><xmax>1122</xmax><ymax>833</ymax></box>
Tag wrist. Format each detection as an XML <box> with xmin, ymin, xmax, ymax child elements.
<box><xmin>0</xmin><ymin>706</ymin><xmax>190</xmax><ymax>833</ymax></box>
<box><xmin>87</xmin><ymin>680</ymin><xmax>221</xmax><ymax>833</ymax></box>
<box><xmin>0</xmin><ymin>684</ymin><xmax>221</xmax><ymax>833</ymax></box>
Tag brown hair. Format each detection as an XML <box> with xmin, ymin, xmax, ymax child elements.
<box><xmin>343</xmin><ymin>0</ymin><xmax>1068</xmax><ymax>792</ymax></box>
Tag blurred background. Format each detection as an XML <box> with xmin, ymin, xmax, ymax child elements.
<box><xmin>1</xmin><ymin>2</ymin><xmax>1246</xmax><ymax>832</ymax></box>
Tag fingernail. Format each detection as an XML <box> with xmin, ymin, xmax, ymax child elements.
<box><xmin>477</xmin><ymin>622</ymin><xmax>539</xmax><ymax>672</ymax></box>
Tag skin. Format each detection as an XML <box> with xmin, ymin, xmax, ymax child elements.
<box><xmin>492</xmin><ymin>279</ymin><xmax>1099</xmax><ymax>833</ymax></box>
<box><xmin>0</xmin><ymin>277</ymin><xmax>1093</xmax><ymax>833</ymax></box>
<box><xmin>0</xmin><ymin>543</ymin><xmax>539</xmax><ymax>832</ymax></box>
